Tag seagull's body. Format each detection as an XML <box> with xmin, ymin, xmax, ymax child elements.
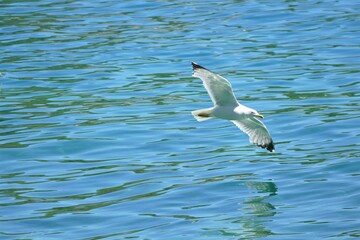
<box><xmin>191</xmin><ymin>62</ymin><xmax>275</xmax><ymax>152</ymax></box>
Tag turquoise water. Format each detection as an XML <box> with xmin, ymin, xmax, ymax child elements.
<box><xmin>1</xmin><ymin>0</ymin><xmax>359</xmax><ymax>239</ymax></box>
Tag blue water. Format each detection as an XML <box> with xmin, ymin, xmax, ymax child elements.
<box><xmin>1</xmin><ymin>0</ymin><xmax>359</xmax><ymax>239</ymax></box>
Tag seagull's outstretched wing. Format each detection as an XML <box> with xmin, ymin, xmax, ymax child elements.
<box><xmin>232</xmin><ymin>118</ymin><xmax>275</xmax><ymax>152</ymax></box>
<box><xmin>192</xmin><ymin>62</ymin><xmax>239</xmax><ymax>107</ymax></box>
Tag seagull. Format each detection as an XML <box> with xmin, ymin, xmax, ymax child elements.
<box><xmin>191</xmin><ymin>62</ymin><xmax>275</xmax><ymax>152</ymax></box>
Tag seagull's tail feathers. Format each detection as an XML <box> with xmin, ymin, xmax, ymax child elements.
<box><xmin>191</xmin><ymin>108</ymin><xmax>214</xmax><ymax>122</ymax></box>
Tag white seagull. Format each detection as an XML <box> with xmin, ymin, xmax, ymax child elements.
<box><xmin>191</xmin><ymin>62</ymin><xmax>275</xmax><ymax>152</ymax></box>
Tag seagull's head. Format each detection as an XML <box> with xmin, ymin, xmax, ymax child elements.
<box><xmin>249</xmin><ymin>109</ymin><xmax>264</xmax><ymax>119</ymax></box>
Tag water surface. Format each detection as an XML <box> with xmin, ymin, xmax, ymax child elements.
<box><xmin>1</xmin><ymin>0</ymin><xmax>359</xmax><ymax>239</ymax></box>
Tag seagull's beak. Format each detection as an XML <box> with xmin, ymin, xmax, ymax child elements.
<box><xmin>255</xmin><ymin>113</ymin><xmax>264</xmax><ymax>119</ymax></box>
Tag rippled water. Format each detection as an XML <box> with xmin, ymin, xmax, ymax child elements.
<box><xmin>1</xmin><ymin>0</ymin><xmax>359</xmax><ymax>239</ymax></box>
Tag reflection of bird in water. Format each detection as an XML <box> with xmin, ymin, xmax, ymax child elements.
<box><xmin>191</xmin><ymin>62</ymin><xmax>275</xmax><ymax>152</ymax></box>
<box><xmin>216</xmin><ymin>181</ymin><xmax>277</xmax><ymax>238</ymax></box>
<box><xmin>245</xmin><ymin>181</ymin><xmax>278</xmax><ymax>194</ymax></box>
<box><xmin>243</xmin><ymin>181</ymin><xmax>277</xmax><ymax>217</ymax></box>
<box><xmin>235</xmin><ymin>181</ymin><xmax>277</xmax><ymax>238</ymax></box>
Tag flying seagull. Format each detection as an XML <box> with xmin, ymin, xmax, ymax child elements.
<box><xmin>191</xmin><ymin>62</ymin><xmax>275</xmax><ymax>152</ymax></box>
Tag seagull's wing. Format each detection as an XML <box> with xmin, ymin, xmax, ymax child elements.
<box><xmin>192</xmin><ymin>62</ymin><xmax>239</xmax><ymax>107</ymax></box>
<box><xmin>232</xmin><ymin>118</ymin><xmax>275</xmax><ymax>152</ymax></box>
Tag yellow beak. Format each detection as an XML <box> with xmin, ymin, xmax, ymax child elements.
<box><xmin>255</xmin><ymin>114</ymin><xmax>264</xmax><ymax>119</ymax></box>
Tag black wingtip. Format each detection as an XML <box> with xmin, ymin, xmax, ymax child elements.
<box><xmin>257</xmin><ymin>141</ymin><xmax>275</xmax><ymax>152</ymax></box>
<box><xmin>266</xmin><ymin>142</ymin><xmax>275</xmax><ymax>152</ymax></box>
<box><xmin>191</xmin><ymin>62</ymin><xmax>207</xmax><ymax>70</ymax></box>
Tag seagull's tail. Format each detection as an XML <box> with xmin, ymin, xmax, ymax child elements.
<box><xmin>191</xmin><ymin>108</ymin><xmax>214</xmax><ymax>122</ymax></box>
